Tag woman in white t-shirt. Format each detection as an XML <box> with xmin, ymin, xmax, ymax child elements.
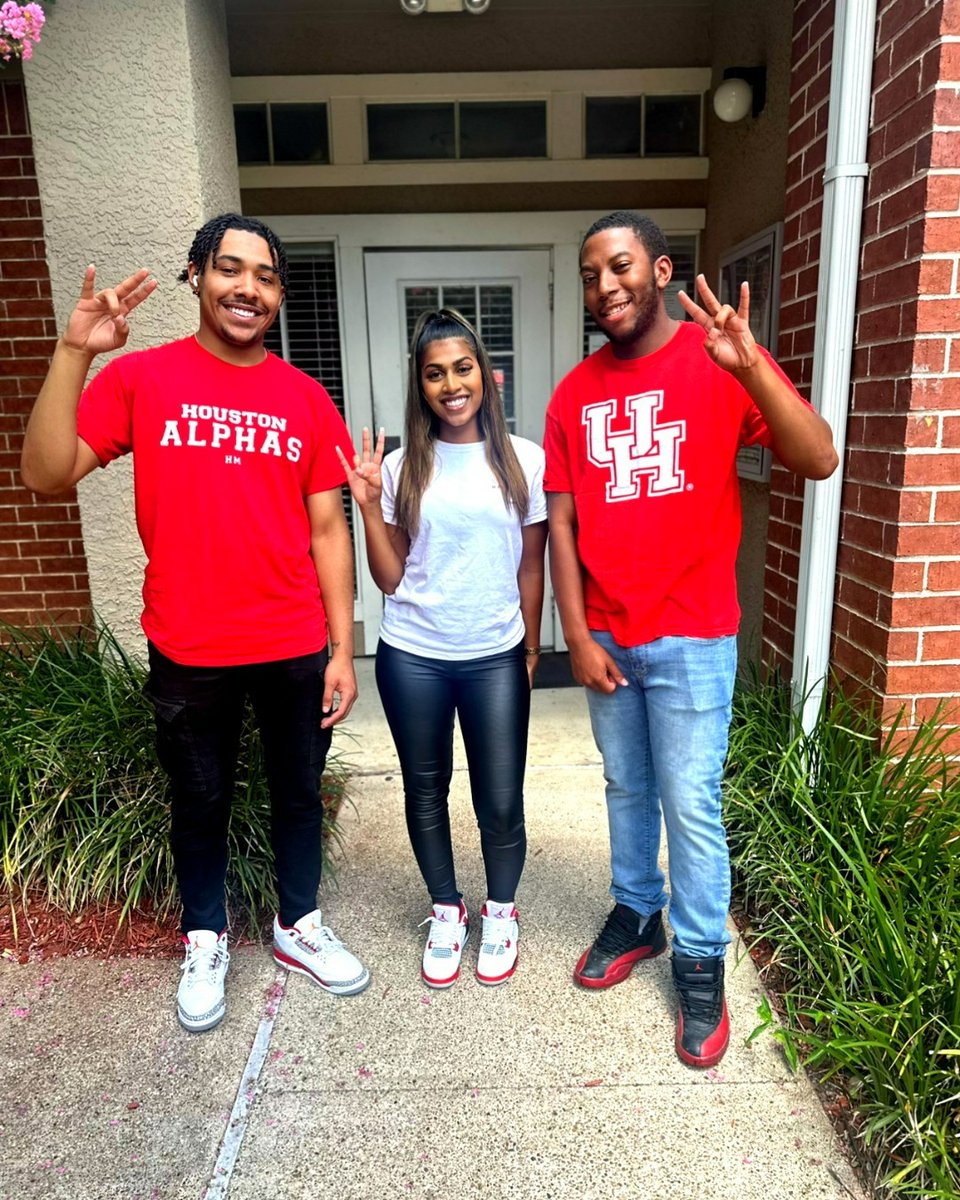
<box><xmin>338</xmin><ymin>308</ymin><xmax>547</xmax><ymax>989</ymax></box>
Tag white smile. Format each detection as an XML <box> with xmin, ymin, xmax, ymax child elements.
<box><xmin>601</xmin><ymin>299</ymin><xmax>630</xmax><ymax>318</ymax></box>
<box><xmin>224</xmin><ymin>305</ymin><xmax>260</xmax><ymax>320</ymax></box>
<box><xmin>442</xmin><ymin>396</ymin><xmax>470</xmax><ymax>411</ymax></box>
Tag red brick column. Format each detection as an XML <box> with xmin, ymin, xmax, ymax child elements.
<box><xmin>765</xmin><ymin>0</ymin><xmax>960</xmax><ymax>749</ymax></box>
<box><xmin>0</xmin><ymin>74</ymin><xmax>91</xmax><ymax>632</ymax></box>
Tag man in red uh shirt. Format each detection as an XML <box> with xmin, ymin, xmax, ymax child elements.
<box><xmin>22</xmin><ymin>214</ymin><xmax>370</xmax><ymax>1033</ymax></box>
<box><xmin>544</xmin><ymin>211</ymin><xmax>837</xmax><ymax>1067</ymax></box>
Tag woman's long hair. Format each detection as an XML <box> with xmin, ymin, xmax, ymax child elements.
<box><xmin>393</xmin><ymin>308</ymin><xmax>529</xmax><ymax>537</ymax></box>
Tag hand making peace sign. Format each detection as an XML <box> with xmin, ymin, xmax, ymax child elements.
<box><xmin>335</xmin><ymin>426</ymin><xmax>386</xmax><ymax>512</ymax></box>
<box><xmin>677</xmin><ymin>273</ymin><xmax>759</xmax><ymax>373</ymax></box>
<box><xmin>62</xmin><ymin>265</ymin><xmax>158</xmax><ymax>358</ymax></box>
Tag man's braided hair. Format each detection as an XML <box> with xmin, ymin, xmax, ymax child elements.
<box><xmin>178</xmin><ymin>213</ymin><xmax>289</xmax><ymax>291</ymax></box>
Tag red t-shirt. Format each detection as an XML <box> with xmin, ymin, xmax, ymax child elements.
<box><xmin>77</xmin><ymin>336</ymin><xmax>353</xmax><ymax>666</ymax></box>
<box><xmin>544</xmin><ymin>322</ymin><xmax>804</xmax><ymax>647</ymax></box>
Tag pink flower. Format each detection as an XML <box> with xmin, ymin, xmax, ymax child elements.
<box><xmin>0</xmin><ymin>1</ymin><xmax>44</xmax><ymax>61</ymax></box>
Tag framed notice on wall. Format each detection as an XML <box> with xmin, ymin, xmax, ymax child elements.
<box><xmin>719</xmin><ymin>222</ymin><xmax>784</xmax><ymax>482</ymax></box>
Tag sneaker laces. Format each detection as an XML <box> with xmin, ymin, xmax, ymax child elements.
<box><xmin>419</xmin><ymin>911</ymin><xmax>464</xmax><ymax>957</ymax></box>
<box><xmin>676</xmin><ymin>975</ymin><xmax>723</xmax><ymax>1022</ymax></box>
<box><xmin>593</xmin><ymin>906</ymin><xmax>646</xmax><ymax>957</ymax></box>
<box><xmin>293</xmin><ymin>917</ymin><xmax>344</xmax><ymax>961</ymax></box>
<box><xmin>181</xmin><ymin>938</ymin><xmax>228</xmax><ymax>987</ymax></box>
<box><xmin>480</xmin><ymin>913</ymin><xmax>514</xmax><ymax>957</ymax></box>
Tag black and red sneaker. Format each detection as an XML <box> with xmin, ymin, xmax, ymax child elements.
<box><xmin>573</xmin><ymin>904</ymin><xmax>666</xmax><ymax>989</ymax></box>
<box><xmin>672</xmin><ymin>954</ymin><xmax>730</xmax><ymax>1068</ymax></box>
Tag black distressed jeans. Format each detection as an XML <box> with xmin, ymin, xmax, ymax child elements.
<box><xmin>375</xmin><ymin>639</ymin><xmax>529</xmax><ymax>906</ymax></box>
<box><xmin>144</xmin><ymin>643</ymin><xmax>331</xmax><ymax>934</ymax></box>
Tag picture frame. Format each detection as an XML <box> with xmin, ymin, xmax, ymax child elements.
<box><xmin>719</xmin><ymin>221</ymin><xmax>784</xmax><ymax>482</ymax></box>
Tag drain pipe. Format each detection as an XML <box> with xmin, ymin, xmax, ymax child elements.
<box><xmin>791</xmin><ymin>0</ymin><xmax>876</xmax><ymax>734</ymax></box>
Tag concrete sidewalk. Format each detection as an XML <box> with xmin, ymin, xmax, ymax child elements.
<box><xmin>0</xmin><ymin>663</ymin><xmax>864</xmax><ymax>1200</ymax></box>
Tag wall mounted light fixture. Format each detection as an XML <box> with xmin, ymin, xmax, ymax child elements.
<box><xmin>713</xmin><ymin>66</ymin><xmax>766</xmax><ymax>123</ymax></box>
<box><xmin>400</xmin><ymin>0</ymin><xmax>491</xmax><ymax>12</ymax></box>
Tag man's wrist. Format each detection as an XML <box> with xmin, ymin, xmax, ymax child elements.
<box><xmin>563</xmin><ymin>629</ymin><xmax>596</xmax><ymax>648</ymax></box>
<box><xmin>57</xmin><ymin>339</ymin><xmax>95</xmax><ymax>365</ymax></box>
<box><xmin>728</xmin><ymin>351</ymin><xmax>765</xmax><ymax>382</ymax></box>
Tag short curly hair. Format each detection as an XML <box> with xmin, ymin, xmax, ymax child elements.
<box><xmin>178</xmin><ymin>212</ymin><xmax>288</xmax><ymax>291</ymax></box>
<box><xmin>580</xmin><ymin>210</ymin><xmax>671</xmax><ymax>263</ymax></box>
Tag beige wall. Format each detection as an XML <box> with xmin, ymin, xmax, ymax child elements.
<box><xmin>25</xmin><ymin>0</ymin><xmax>241</xmax><ymax>655</ymax></box>
<box><xmin>703</xmin><ymin>0</ymin><xmax>795</xmax><ymax>667</ymax></box>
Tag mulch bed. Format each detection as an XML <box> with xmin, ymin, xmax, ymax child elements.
<box><xmin>1</xmin><ymin>896</ymin><xmax>180</xmax><ymax>962</ymax></box>
<box><xmin>0</xmin><ymin>896</ymin><xmax>263</xmax><ymax>963</ymax></box>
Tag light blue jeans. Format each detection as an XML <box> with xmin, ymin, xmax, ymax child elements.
<box><xmin>585</xmin><ymin>632</ymin><xmax>737</xmax><ymax>959</ymax></box>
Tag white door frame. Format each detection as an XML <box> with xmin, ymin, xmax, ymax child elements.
<box><xmin>271</xmin><ymin>210</ymin><xmax>705</xmax><ymax>653</ymax></box>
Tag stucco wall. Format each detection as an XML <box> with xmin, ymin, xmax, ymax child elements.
<box><xmin>25</xmin><ymin>0</ymin><xmax>240</xmax><ymax>656</ymax></box>
<box><xmin>703</xmin><ymin>0</ymin><xmax>795</xmax><ymax>667</ymax></box>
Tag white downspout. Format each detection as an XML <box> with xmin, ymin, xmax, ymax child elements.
<box><xmin>791</xmin><ymin>0</ymin><xmax>876</xmax><ymax>733</ymax></box>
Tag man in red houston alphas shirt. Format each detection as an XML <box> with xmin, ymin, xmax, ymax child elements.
<box><xmin>544</xmin><ymin>210</ymin><xmax>837</xmax><ymax>1068</ymax></box>
<box><xmin>22</xmin><ymin>214</ymin><xmax>370</xmax><ymax>1033</ymax></box>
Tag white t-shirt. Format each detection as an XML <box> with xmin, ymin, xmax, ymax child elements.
<box><xmin>378</xmin><ymin>435</ymin><xmax>547</xmax><ymax>659</ymax></box>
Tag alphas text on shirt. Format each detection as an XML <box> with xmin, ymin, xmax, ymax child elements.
<box><xmin>159</xmin><ymin>403</ymin><xmax>302</xmax><ymax>462</ymax></box>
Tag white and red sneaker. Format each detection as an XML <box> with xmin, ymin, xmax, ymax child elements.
<box><xmin>476</xmin><ymin>901</ymin><xmax>519</xmax><ymax>986</ymax></box>
<box><xmin>420</xmin><ymin>900</ymin><xmax>469</xmax><ymax>988</ymax></box>
<box><xmin>273</xmin><ymin>909</ymin><xmax>370</xmax><ymax>996</ymax></box>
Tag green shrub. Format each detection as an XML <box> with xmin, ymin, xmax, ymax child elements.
<box><xmin>0</xmin><ymin>622</ymin><xmax>348</xmax><ymax>932</ymax></box>
<box><xmin>726</xmin><ymin>673</ymin><xmax>960</xmax><ymax>1199</ymax></box>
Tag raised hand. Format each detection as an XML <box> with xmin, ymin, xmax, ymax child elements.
<box><xmin>335</xmin><ymin>426</ymin><xmax>386</xmax><ymax>512</ymax></box>
<box><xmin>62</xmin><ymin>265</ymin><xmax>157</xmax><ymax>358</ymax></box>
<box><xmin>677</xmin><ymin>273</ymin><xmax>759</xmax><ymax>373</ymax></box>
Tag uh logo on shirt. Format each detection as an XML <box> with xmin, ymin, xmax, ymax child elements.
<box><xmin>582</xmin><ymin>391</ymin><xmax>686</xmax><ymax>502</ymax></box>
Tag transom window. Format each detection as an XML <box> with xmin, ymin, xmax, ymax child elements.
<box><xmin>367</xmin><ymin>100</ymin><xmax>547</xmax><ymax>162</ymax></box>
<box><xmin>585</xmin><ymin>94</ymin><xmax>702</xmax><ymax>158</ymax></box>
<box><xmin>234</xmin><ymin>103</ymin><xmax>330</xmax><ymax>165</ymax></box>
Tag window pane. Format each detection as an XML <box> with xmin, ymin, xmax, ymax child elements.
<box><xmin>644</xmin><ymin>95</ymin><xmax>701</xmax><ymax>156</ymax></box>
<box><xmin>490</xmin><ymin>355</ymin><xmax>515</xmax><ymax>425</ymax></box>
<box><xmin>234</xmin><ymin>104</ymin><xmax>269</xmax><ymax>165</ymax></box>
<box><xmin>721</xmin><ymin>245</ymin><xmax>772</xmax><ymax>344</ymax></box>
<box><xmin>479</xmin><ymin>286</ymin><xmax>513</xmax><ymax>352</ymax></box>
<box><xmin>440</xmin><ymin>286</ymin><xmax>477</xmax><ymax>327</ymax></box>
<box><xmin>459</xmin><ymin>101</ymin><xmax>546</xmax><ymax>159</ymax></box>
<box><xmin>405</xmin><ymin>287</ymin><xmax>441</xmax><ymax>343</ymax></box>
<box><xmin>368</xmin><ymin>104</ymin><xmax>455</xmax><ymax>160</ymax></box>
<box><xmin>585</xmin><ymin>96</ymin><xmax>641</xmax><ymax>158</ymax></box>
<box><xmin>270</xmin><ymin>103</ymin><xmax>329</xmax><ymax>164</ymax></box>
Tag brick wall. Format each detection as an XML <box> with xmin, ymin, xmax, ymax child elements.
<box><xmin>0</xmin><ymin>74</ymin><xmax>91</xmax><ymax>632</ymax></box>
<box><xmin>765</xmin><ymin>0</ymin><xmax>960</xmax><ymax>750</ymax></box>
<box><xmin>885</xmin><ymin>0</ymin><xmax>960</xmax><ymax>744</ymax></box>
<box><xmin>763</xmin><ymin>0</ymin><xmax>833</xmax><ymax>670</ymax></box>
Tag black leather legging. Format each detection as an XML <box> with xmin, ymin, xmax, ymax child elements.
<box><xmin>375</xmin><ymin>639</ymin><xmax>529</xmax><ymax>906</ymax></box>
